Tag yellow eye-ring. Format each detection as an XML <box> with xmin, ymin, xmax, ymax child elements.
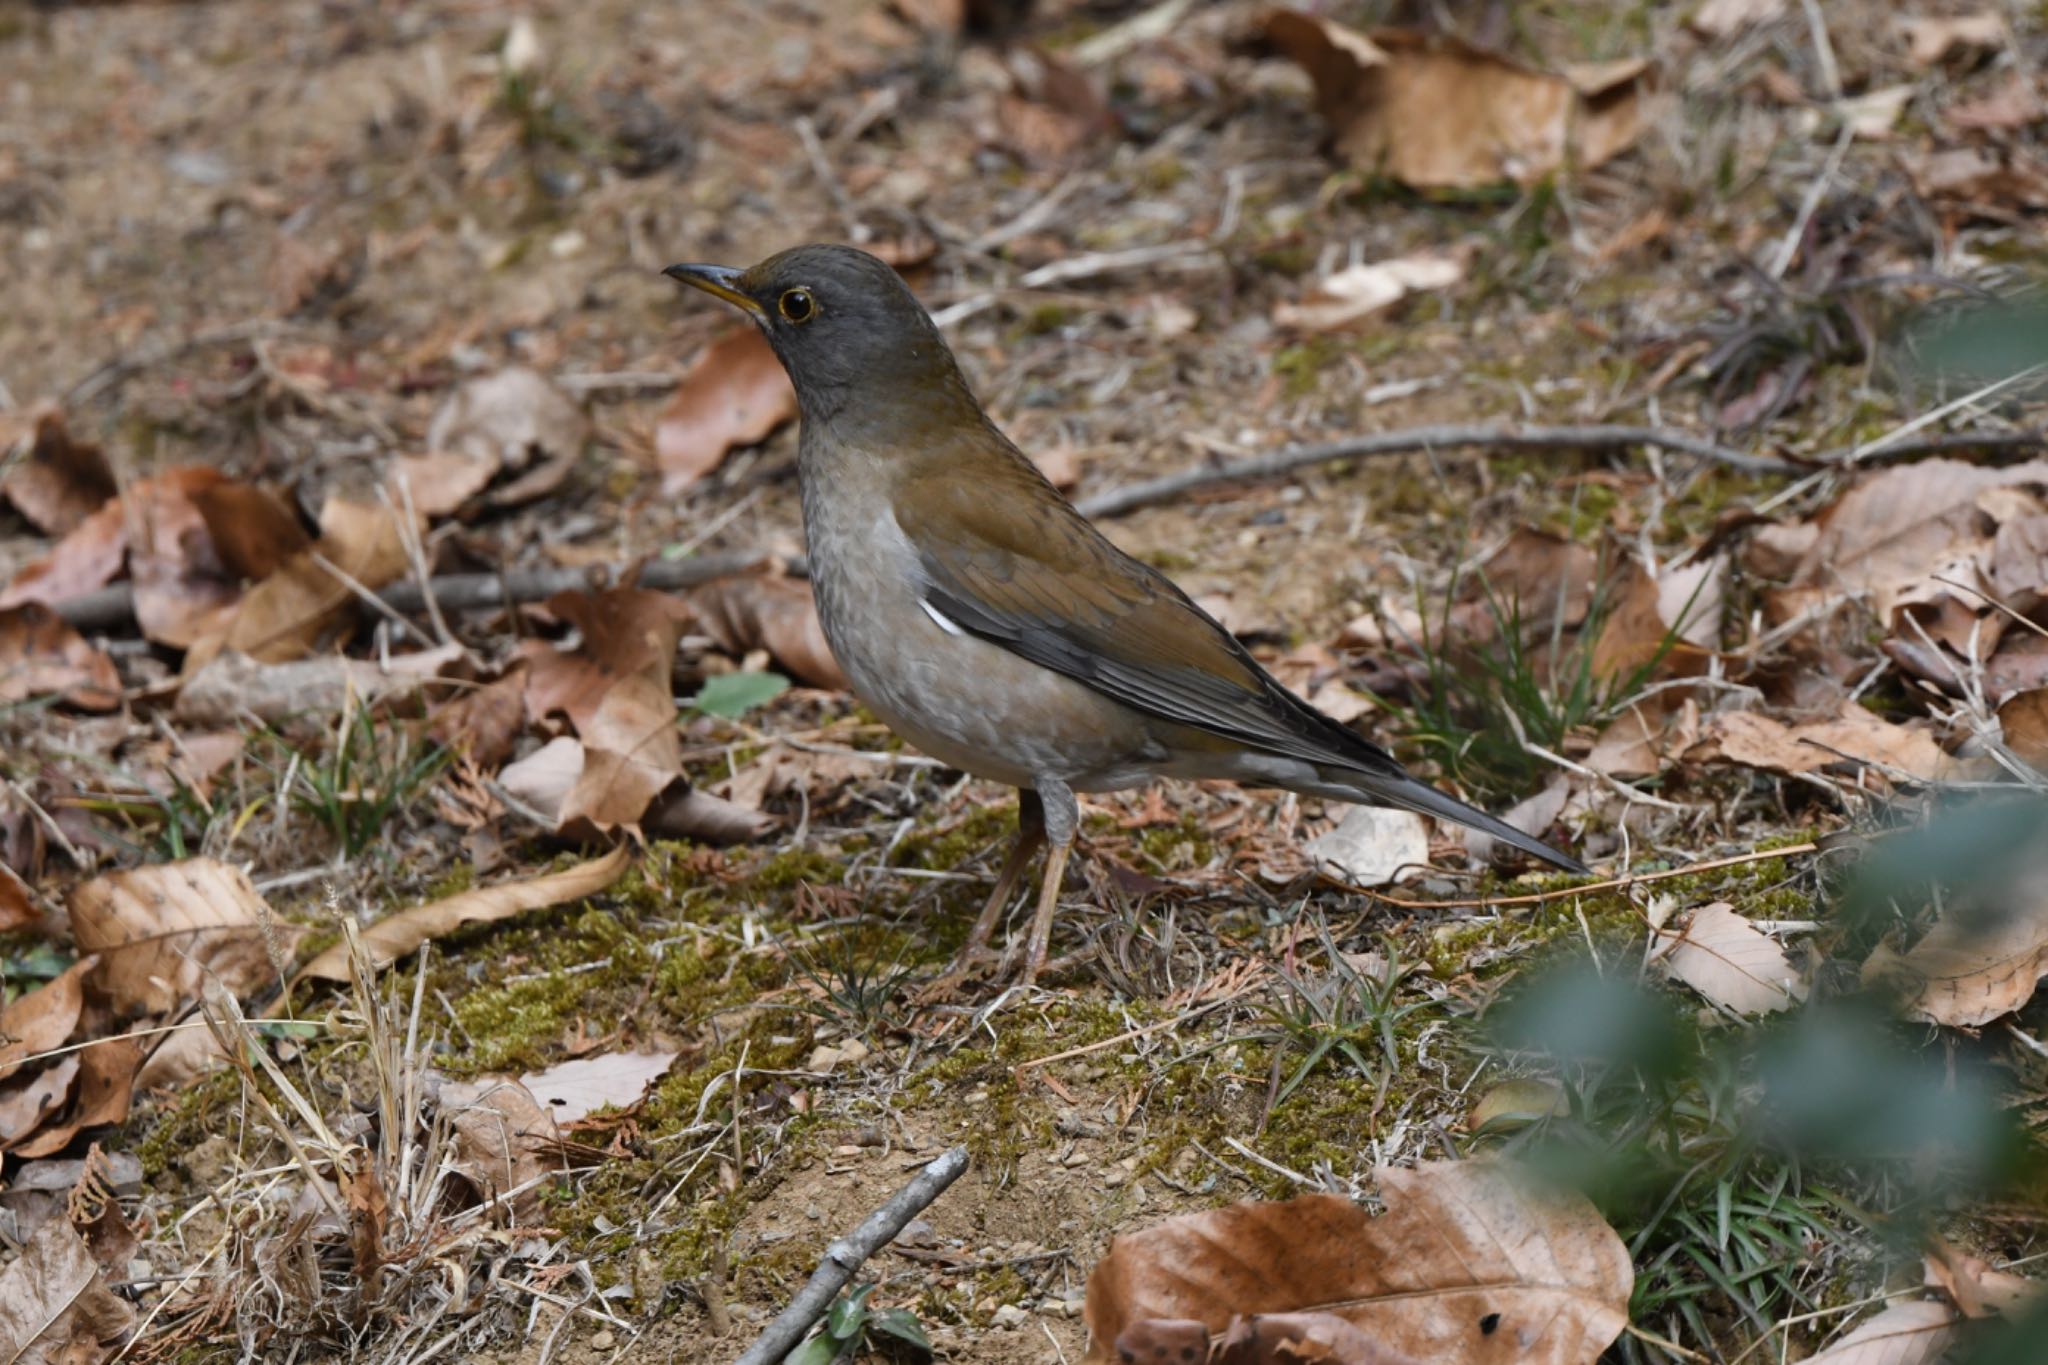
<box><xmin>778</xmin><ymin>288</ymin><xmax>816</xmax><ymax>324</ymax></box>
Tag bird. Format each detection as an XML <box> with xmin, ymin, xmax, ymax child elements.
<box><xmin>665</xmin><ymin>244</ymin><xmax>1587</xmax><ymax>989</ymax></box>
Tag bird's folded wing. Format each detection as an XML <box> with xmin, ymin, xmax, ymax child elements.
<box><xmin>895</xmin><ymin>468</ymin><xmax>1405</xmax><ymax>777</ymax></box>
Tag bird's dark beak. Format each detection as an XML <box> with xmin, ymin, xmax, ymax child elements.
<box><xmin>662</xmin><ymin>263</ymin><xmax>765</xmax><ymax>319</ymax></box>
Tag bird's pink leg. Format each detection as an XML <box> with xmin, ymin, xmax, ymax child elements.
<box><xmin>1015</xmin><ymin>838</ymin><xmax>1072</xmax><ymax>988</ymax></box>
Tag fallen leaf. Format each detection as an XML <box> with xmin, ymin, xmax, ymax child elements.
<box><xmin>71</xmin><ymin>859</ymin><xmax>287</xmax><ymax>1017</ymax></box>
<box><xmin>0</xmin><ymin>603</ymin><xmax>120</xmax><ymax>710</ymax></box>
<box><xmin>1083</xmin><ymin>1163</ymin><xmax>1631</xmax><ymax>1364</ymax></box>
<box><xmin>0</xmin><ymin>862</ymin><xmax>31</xmax><ymax>934</ymax></box>
<box><xmin>1688</xmin><ymin>704</ymin><xmax>1960</xmax><ymax>785</ymax></box>
<box><xmin>387</xmin><ymin>450</ymin><xmax>500</xmax><ymax>519</ymax></box>
<box><xmin>557</xmin><ymin>676</ymin><xmax>687</xmax><ymax>832</ymax></box>
<box><xmin>997</xmin><ymin>44</ymin><xmax>1116</xmax><ymax>166</ymax></box>
<box><xmin>1590</xmin><ymin>555</ymin><xmax>1721</xmax><ymax>681</ymax></box>
<box><xmin>11</xmin><ymin>1038</ymin><xmax>140</xmax><ymax>1160</ymax></box>
<box><xmin>430</xmin><ymin>666</ymin><xmax>529</xmax><ymax>768</ymax></box>
<box><xmin>497</xmin><ymin>735</ymin><xmax>586</xmax><ymax>824</ymax></box>
<box><xmin>1689</xmin><ymin>0</ymin><xmax>1787</xmax><ymax>40</ymax></box>
<box><xmin>0</xmin><ymin>1217</ymin><xmax>135</xmax><ymax>1363</ymax></box>
<box><xmin>124</xmin><ymin>466</ymin><xmax>245</xmax><ymax>649</ymax></box>
<box><xmin>0</xmin><ymin>407</ymin><xmax>116</xmax><ymax>537</ymax></box>
<box><xmin>1262</xmin><ymin>12</ymin><xmax>1649</xmax><ymax>189</ymax></box>
<box><xmin>132</xmin><ymin>1011</ymin><xmax>234</xmax><ymax>1094</ymax></box>
<box><xmin>216</xmin><ymin>493</ymin><xmax>413</xmax><ymax>662</ymax></box>
<box><xmin>443</xmin><ymin>1078</ymin><xmax>560</xmax><ymax>1221</ymax></box>
<box><xmin>1655</xmin><ymin>902</ymin><xmax>1804</xmax><ymax>1015</ymax></box>
<box><xmin>518</xmin><ymin>1050</ymin><xmax>679</xmax><ymax>1124</ymax></box>
<box><xmin>689</xmin><ymin>576</ymin><xmax>847</xmax><ymax>689</ymax></box>
<box><xmin>1467</xmin><ymin>1078</ymin><xmax>1569</xmax><ymax>1134</ymax></box>
<box><xmin>1303</xmin><ymin>806</ymin><xmax>1431</xmax><ymax>886</ymax></box>
<box><xmin>0</xmin><ymin>467</ymin><xmax>232</xmax><ymax>614</ymax></box>
<box><xmin>1908</xmin><ymin>145</ymin><xmax>2048</xmax><ymax>209</ymax></box>
<box><xmin>1835</xmin><ymin>85</ymin><xmax>1915</xmax><ymax>140</ymax></box>
<box><xmin>0</xmin><ymin>1056</ymin><xmax>79</xmax><ymax>1150</ymax></box>
<box><xmin>1805</xmin><ymin>1299</ymin><xmax>1958</xmax><ymax>1364</ymax></box>
<box><xmin>1274</xmin><ymin>252</ymin><xmax>1465</xmax><ymax>333</ymax></box>
<box><xmin>1863</xmin><ymin>900</ymin><xmax>2048</xmax><ymax>1027</ymax></box>
<box><xmin>426</xmin><ymin>367</ymin><xmax>588</xmax><ymax>508</ymax></box>
<box><xmin>1896</xmin><ymin>12</ymin><xmax>2007</xmax><ymax>68</ymax></box>
<box><xmin>1947</xmin><ymin>76</ymin><xmax>2045</xmax><ymax>133</ymax></box>
<box><xmin>1924</xmin><ymin>1238</ymin><xmax>2040</xmax><ymax>1319</ymax></box>
<box><xmin>655</xmin><ymin>327</ymin><xmax>797</xmax><ymax>494</ymax></box>
<box><xmin>294</xmin><ymin>846</ymin><xmax>631</xmax><ymax>983</ymax></box>
<box><xmin>190</xmin><ymin>481</ymin><xmax>312</xmax><ymax>581</ymax></box>
<box><xmin>1587</xmin><ymin>695</ymin><xmax>1699</xmax><ymax>779</ymax></box>
<box><xmin>2000</xmin><ymin>689</ymin><xmax>2048</xmax><ymax>772</ymax></box>
<box><xmin>0</xmin><ymin>958</ymin><xmax>92</xmax><ymax>1083</ymax></box>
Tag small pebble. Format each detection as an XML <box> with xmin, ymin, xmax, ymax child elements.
<box><xmin>991</xmin><ymin>1304</ymin><xmax>1030</xmax><ymax>1329</ymax></box>
<box><xmin>590</xmin><ymin>1330</ymin><xmax>615</xmax><ymax>1350</ymax></box>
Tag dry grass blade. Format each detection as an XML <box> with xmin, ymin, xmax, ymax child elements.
<box><xmin>293</xmin><ymin>845</ymin><xmax>631</xmax><ymax>985</ymax></box>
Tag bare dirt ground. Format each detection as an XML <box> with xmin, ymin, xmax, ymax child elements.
<box><xmin>4</xmin><ymin>1</ymin><xmax>2048</xmax><ymax>1363</ymax></box>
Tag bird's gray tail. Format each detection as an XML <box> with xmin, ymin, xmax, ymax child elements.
<box><xmin>1336</xmin><ymin>768</ymin><xmax>1590</xmax><ymax>876</ymax></box>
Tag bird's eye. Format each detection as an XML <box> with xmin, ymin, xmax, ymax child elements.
<box><xmin>778</xmin><ymin>288</ymin><xmax>816</xmax><ymax>324</ymax></box>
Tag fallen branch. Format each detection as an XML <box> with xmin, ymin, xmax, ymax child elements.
<box><xmin>1076</xmin><ymin>424</ymin><xmax>1803</xmax><ymax>519</ymax></box>
<box><xmin>733</xmin><ymin>1145</ymin><xmax>970</xmax><ymax>1365</ymax></box>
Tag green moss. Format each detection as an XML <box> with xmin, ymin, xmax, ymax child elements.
<box><xmin>1022</xmin><ymin>303</ymin><xmax>1075</xmax><ymax>335</ymax></box>
<box><xmin>135</xmin><ymin>1069</ymin><xmax>244</xmax><ymax>1179</ymax></box>
<box><xmin>747</xmin><ymin>846</ymin><xmax>844</xmax><ymax>893</ymax></box>
<box><xmin>1253</xmin><ymin>244</ymin><xmax>1315</xmax><ymax>278</ymax></box>
<box><xmin>1272</xmin><ymin>340</ymin><xmax>1340</xmax><ymax>399</ymax></box>
<box><xmin>1134</xmin><ymin>811</ymin><xmax>1216</xmax><ymax>873</ymax></box>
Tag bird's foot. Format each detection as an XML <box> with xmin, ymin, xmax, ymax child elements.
<box><xmin>912</xmin><ymin>944</ymin><xmax>1007</xmax><ymax>1004</ymax></box>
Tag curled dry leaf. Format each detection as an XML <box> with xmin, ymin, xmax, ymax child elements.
<box><xmin>430</xmin><ymin>665</ymin><xmax>529</xmax><ymax>769</ymax></box>
<box><xmin>1261</xmin><ymin>11</ymin><xmax>1649</xmax><ymax>189</ymax></box>
<box><xmin>1274</xmin><ymin>252</ymin><xmax>1465</xmax><ymax>333</ymax></box>
<box><xmin>1862</xmin><ymin>901</ymin><xmax>2048</xmax><ymax>1027</ymax></box>
<box><xmin>1467</xmin><ymin>1078</ymin><xmax>1569</xmax><ymax>1135</ymax></box>
<box><xmin>0</xmin><ymin>1217</ymin><xmax>135</xmax><ymax>1364</ymax></box>
<box><xmin>1654</xmin><ymin>902</ymin><xmax>1804</xmax><ymax>1015</ymax></box>
<box><xmin>1896</xmin><ymin>12</ymin><xmax>2008</xmax><ymax>68</ymax></box>
<box><xmin>132</xmin><ymin>1011</ymin><xmax>234</xmax><ymax>1094</ymax></box>
<box><xmin>1689</xmin><ymin>0</ymin><xmax>1786</xmax><ymax>40</ymax></box>
<box><xmin>1083</xmin><ymin>1163</ymin><xmax>1631</xmax><ymax>1365</ymax></box>
<box><xmin>214</xmin><ymin>493</ymin><xmax>414</xmax><ymax>663</ymax></box>
<box><xmin>1805</xmin><ymin>1299</ymin><xmax>1959</xmax><ymax>1365</ymax></box>
<box><xmin>0</xmin><ymin>861</ymin><xmax>31</xmax><ymax>934</ymax></box>
<box><xmin>190</xmin><ymin>481</ymin><xmax>312</xmax><ymax>581</ymax></box>
<box><xmin>10</xmin><ymin>1037</ymin><xmax>140</xmax><ymax>1160</ymax></box>
<box><xmin>0</xmin><ymin>464</ymin><xmax>230</xmax><ymax>616</ymax></box>
<box><xmin>655</xmin><ymin>327</ymin><xmax>797</xmax><ymax>494</ymax></box>
<box><xmin>0</xmin><ymin>603</ymin><xmax>120</xmax><ymax>710</ymax></box>
<box><xmin>518</xmin><ymin>1049</ymin><xmax>679</xmax><ymax>1125</ymax></box>
<box><xmin>0</xmin><ymin>406</ymin><xmax>116</xmax><ymax>537</ymax></box>
<box><xmin>70</xmin><ymin>859</ymin><xmax>288</xmax><ymax>1018</ymax></box>
<box><xmin>1303</xmin><ymin>806</ymin><xmax>1431</xmax><ymax>887</ymax></box>
<box><xmin>1587</xmin><ymin>695</ymin><xmax>1699</xmax><ymax>780</ymax></box>
<box><xmin>442</xmin><ymin>1078</ymin><xmax>560</xmax><ymax>1223</ymax></box>
<box><xmin>689</xmin><ymin>575</ymin><xmax>847</xmax><ymax>689</ymax></box>
<box><xmin>426</xmin><ymin>366</ymin><xmax>589</xmax><ymax>508</ymax></box>
<box><xmin>294</xmin><ymin>845</ymin><xmax>630</xmax><ymax>984</ymax></box>
<box><xmin>1687</xmin><ymin>704</ymin><xmax>1963</xmax><ymax>785</ymax></box>
<box><xmin>0</xmin><ymin>1056</ymin><xmax>78</xmax><ymax>1152</ymax></box>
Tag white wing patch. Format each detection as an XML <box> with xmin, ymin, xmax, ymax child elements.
<box><xmin>919</xmin><ymin>596</ymin><xmax>966</xmax><ymax>637</ymax></box>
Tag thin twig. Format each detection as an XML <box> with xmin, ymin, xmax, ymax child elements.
<box><xmin>732</xmin><ymin>1145</ymin><xmax>971</xmax><ymax>1365</ymax></box>
<box><xmin>1354</xmin><ymin>842</ymin><xmax>1820</xmax><ymax>912</ymax></box>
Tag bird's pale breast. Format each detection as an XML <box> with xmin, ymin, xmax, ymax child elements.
<box><xmin>799</xmin><ymin>456</ymin><xmax>1154</xmax><ymax>791</ymax></box>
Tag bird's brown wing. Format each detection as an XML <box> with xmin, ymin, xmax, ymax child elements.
<box><xmin>893</xmin><ymin>456</ymin><xmax>1408</xmax><ymax>779</ymax></box>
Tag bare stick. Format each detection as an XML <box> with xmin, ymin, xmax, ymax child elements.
<box><xmin>733</xmin><ymin>1145</ymin><xmax>970</xmax><ymax>1365</ymax></box>
<box><xmin>1077</xmin><ymin>423</ymin><xmax>1802</xmax><ymax>518</ymax></box>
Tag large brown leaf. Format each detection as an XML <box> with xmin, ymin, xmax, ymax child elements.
<box><xmin>0</xmin><ymin>407</ymin><xmax>116</xmax><ymax>537</ymax></box>
<box><xmin>0</xmin><ymin>603</ymin><xmax>120</xmax><ymax>710</ymax></box>
<box><xmin>655</xmin><ymin>327</ymin><xmax>796</xmax><ymax>494</ymax></box>
<box><xmin>1262</xmin><ymin>12</ymin><xmax>1648</xmax><ymax>189</ymax></box>
<box><xmin>0</xmin><ymin>1217</ymin><xmax>135</xmax><ymax>1364</ymax></box>
<box><xmin>214</xmin><ymin>494</ymin><xmax>413</xmax><ymax>662</ymax></box>
<box><xmin>1805</xmin><ymin>1299</ymin><xmax>1959</xmax><ymax>1364</ymax></box>
<box><xmin>688</xmin><ymin>575</ymin><xmax>847</xmax><ymax>689</ymax></box>
<box><xmin>70</xmin><ymin>859</ymin><xmax>288</xmax><ymax>1017</ymax></box>
<box><xmin>1654</xmin><ymin>902</ymin><xmax>1804</xmax><ymax>1015</ymax></box>
<box><xmin>294</xmin><ymin>846</ymin><xmax>630</xmax><ymax>984</ymax></box>
<box><xmin>0</xmin><ymin>958</ymin><xmax>92</xmax><ymax>1083</ymax></box>
<box><xmin>442</xmin><ymin>1077</ymin><xmax>560</xmax><ymax>1222</ymax></box>
<box><xmin>426</xmin><ymin>367</ymin><xmax>588</xmax><ymax>509</ymax></box>
<box><xmin>1083</xmin><ymin>1163</ymin><xmax>1631</xmax><ymax>1364</ymax></box>
<box><xmin>1863</xmin><ymin>901</ymin><xmax>2048</xmax><ymax>1027</ymax></box>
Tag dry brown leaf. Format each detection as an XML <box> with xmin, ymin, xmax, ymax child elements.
<box><xmin>997</xmin><ymin>44</ymin><xmax>1116</xmax><ymax>166</ymax></box>
<box><xmin>70</xmin><ymin>859</ymin><xmax>287</xmax><ymax>1018</ymax></box>
<box><xmin>1083</xmin><ymin>1163</ymin><xmax>1630</xmax><ymax>1364</ymax></box>
<box><xmin>0</xmin><ymin>468</ymin><xmax>232</xmax><ymax>613</ymax></box>
<box><xmin>0</xmin><ymin>603</ymin><xmax>120</xmax><ymax>710</ymax></box>
<box><xmin>0</xmin><ymin>407</ymin><xmax>115</xmax><ymax>537</ymax></box>
<box><xmin>1805</xmin><ymin>1299</ymin><xmax>1959</xmax><ymax>1365</ymax></box>
<box><xmin>295</xmin><ymin>846</ymin><xmax>630</xmax><ymax>984</ymax></box>
<box><xmin>688</xmin><ymin>575</ymin><xmax>847</xmax><ymax>689</ymax></box>
<box><xmin>0</xmin><ymin>1216</ymin><xmax>135</xmax><ymax>1364</ymax></box>
<box><xmin>1274</xmin><ymin>252</ymin><xmax>1465</xmax><ymax>333</ymax></box>
<box><xmin>190</xmin><ymin>481</ymin><xmax>312</xmax><ymax>581</ymax></box>
<box><xmin>655</xmin><ymin>327</ymin><xmax>797</xmax><ymax>494</ymax></box>
<box><xmin>642</xmin><ymin>784</ymin><xmax>779</xmax><ymax>844</ymax></box>
<box><xmin>430</xmin><ymin>666</ymin><xmax>529</xmax><ymax>769</ymax></box>
<box><xmin>1590</xmin><ymin>555</ymin><xmax>1721</xmax><ymax>681</ymax></box>
<box><xmin>1261</xmin><ymin>12</ymin><xmax>1649</xmax><ymax>189</ymax></box>
<box><xmin>1908</xmin><ymin>145</ymin><xmax>2048</xmax><ymax>209</ymax></box>
<box><xmin>10</xmin><ymin>1037</ymin><xmax>140</xmax><ymax>1160</ymax></box>
<box><xmin>1948</xmin><ymin>76</ymin><xmax>2046</xmax><ymax>133</ymax></box>
<box><xmin>518</xmin><ymin>1049</ymin><xmax>678</xmax><ymax>1125</ymax></box>
<box><xmin>443</xmin><ymin>1078</ymin><xmax>560</xmax><ymax>1222</ymax></box>
<box><xmin>557</xmin><ymin>675</ymin><xmax>686</xmax><ymax>832</ymax></box>
<box><xmin>0</xmin><ymin>861</ymin><xmax>31</xmax><ymax>934</ymax></box>
<box><xmin>124</xmin><ymin>468</ymin><xmax>245</xmax><ymax>649</ymax></box>
<box><xmin>132</xmin><ymin>1012</ymin><xmax>234</xmax><ymax>1094</ymax></box>
<box><xmin>497</xmin><ymin>735</ymin><xmax>586</xmax><ymax>824</ymax></box>
<box><xmin>1863</xmin><ymin>901</ymin><xmax>2048</xmax><ymax>1027</ymax></box>
<box><xmin>216</xmin><ymin>494</ymin><xmax>413</xmax><ymax>663</ymax></box>
<box><xmin>426</xmin><ymin>367</ymin><xmax>588</xmax><ymax>508</ymax></box>
<box><xmin>388</xmin><ymin>450</ymin><xmax>499</xmax><ymax>519</ymax></box>
<box><xmin>0</xmin><ymin>1056</ymin><xmax>79</xmax><ymax>1152</ymax></box>
<box><xmin>1923</xmin><ymin>1239</ymin><xmax>2040</xmax><ymax>1319</ymax></box>
<box><xmin>1467</xmin><ymin>1078</ymin><xmax>1569</xmax><ymax>1135</ymax></box>
<box><xmin>1896</xmin><ymin>12</ymin><xmax>2007</xmax><ymax>68</ymax></box>
<box><xmin>1655</xmin><ymin>902</ymin><xmax>1804</xmax><ymax>1015</ymax></box>
<box><xmin>1588</xmin><ymin>695</ymin><xmax>1699</xmax><ymax>779</ymax></box>
<box><xmin>1687</xmin><ymin>704</ymin><xmax>1959</xmax><ymax>784</ymax></box>
<box><xmin>1998</xmin><ymin>688</ymin><xmax>2048</xmax><ymax>772</ymax></box>
<box><xmin>0</xmin><ymin>958</ymin><xmax>92</xmax><ymax>1084</ymax></box>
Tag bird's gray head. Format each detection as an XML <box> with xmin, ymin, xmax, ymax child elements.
<box><xmin>664</xmin><ymin>244</ymin><xmax>973</xmax><ymax>431</ymax></box>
